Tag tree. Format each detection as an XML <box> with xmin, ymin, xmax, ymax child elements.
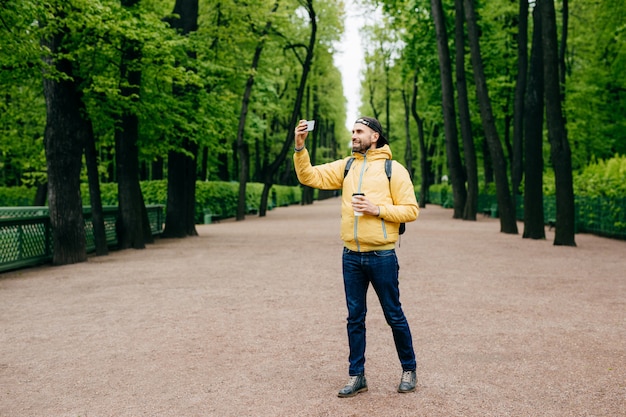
<box><xmin>82</xmin><ymin>92</ymin><xmax>109</xmax><ymax>256</ymax></box>
<box><xmin>258</xmin><ymin>0</ymin><xmax>317</xmax><ymax>217</ymax></box>
<box><xmin>431</xmin><ymin>0</ymin><xmax>467</xmax><ymax>218</ymax></box>
<box><xmin>236</xmin><ymin>2</ymin><xmax>279</xmax><ymax>221</ymax></box>
<box><xmin>539</xmin><ymin>0</ymin><xmax>576</xmax><ymax>246</ymax></box>
<box><xmin>454</xmin><ymin>0</ymin><xmax>478</xmax><ymax>220</ymax></box>
<box><xmin>463</xmin><ymin>0</ymin><xmax>517</xmax><ymax>234</ymax></box>
<box><xmin>162</xmin><ymin>0</ymin><xmax>200</xmax><ymax>238</ymax></box>
<box><xmin>377</xmin><ymin>0</ymin><xmax>439</xmax><ymax>208</ymax></box>
<box><xmin>41</xmin><ymin>19</ymin><xmax>87</xmax><ymax>265</ymax></box>
<box><xmin>0</xmin><ymin>2</ymin><xmax>47</xmax><ymax>191</ymax></box>
<box><xmin>401</xmin><ymin>85</ymin><xmax>414</xmax><ymax>179</ymax></box>
<box><xmin>564</xmin><ymin>0</ymin><xmax>626</xmax><ymax>164</ymax></box>
<box><xmin>115</xmin><ymin>0</ymin><xmax>153</xmax><ymax>248</ymax></box>
<box><xmin>523</xmin><ymin>4</ymin><xmax>545</xmax><ymax>240</ymax></box>
<box><xmin>512</xmin><ymin>0</ymin><xmax>528</xmax><ymax>199</ymax></box>
<box><xmin>409</xmin><ymin>70</ymin><xmax>430</xmax><ymax>208</ymax></box>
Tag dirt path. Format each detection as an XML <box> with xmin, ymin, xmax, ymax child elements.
<box><xmin>1</xmin><ymin>198</ymin><xmax>625</xmax><ymax>417</ymax></box>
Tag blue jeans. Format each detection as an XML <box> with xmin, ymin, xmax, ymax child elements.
<box><xmin>342</xmin><ymin>248</ymin><xmax>416</xmax><ymax>376</ymax></box>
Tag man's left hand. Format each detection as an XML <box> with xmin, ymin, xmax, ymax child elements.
<box><xmin>352</xmin><ymin>194</ymin><xmax>380</xmax><ymax>217</ymax></box>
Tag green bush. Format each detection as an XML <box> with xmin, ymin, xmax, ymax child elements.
<box><xmin>75</xmin><ymin>180</ymin><xmax>301</xmax><ymax>223</ymax></box>
<box><xmin>0</xmin><ymin>180</ymin><xmax>300</xmax><ymax>223</ymax></box>
<box><xmin>194</xmin><ymin>182</ymin><xmax>302</xmax><ymax>222</ymax></box>
<box><xmin>80</xmin><ymin>182</ymin><xmax>119</xmax><ymax>206</ymax></box>
<box><xmin>574</xmin><ymin>154</ymin><xmax>626</xmax><ymax>197</ymax></box>
<box><xmin>0</xmin><ymin>186</ymin><xmax>36</xmax><ymax>206</ymax></box>
<box><xmin>272</xmin><ymin>184</ymin><xmax>302</xmax><ymax>207</ymax></box>
<box><xmin>428</xmin><ymin>183</ymin><xmax>453</xmax><ymax>207</ymax></box>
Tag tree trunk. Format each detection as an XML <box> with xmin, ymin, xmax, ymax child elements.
<box><xmin>454</xmin><ymin>0</ymin><xmax>478</xmax><ymax>221</ymax></box>
<box><xmin>163</xmin><ymin>140</ymin><xmax>198</xmax><ymax>237</ymax></box>
<box><xmin>559</xmin><ymin>0</ymin><xmax>568</xmax><ymax>99</ymax></box>
<box><xmin>410</xmin><ymin>72</ymin><xmax>428</xmax><ymax>208</ymax></box>
<box><xmin>512</xmin><ymin>0</ymin><xmax>528</xmax><ymax>198</ymax></box>
<box><xmin>463</xmin><ymin>0</ymin><xmax>518</xmax><ymax>234</ymax></box>
<box><xmin>217</xmin><ymin>138</ymin><xmax>229</xmax><ymax>181</ymax></box>
<box><xmin>41</xmin><ymin>30</ymin><xmax>87</xmax><ymax>265</ymax></box>
<box><xmin>539</xmin><ymin>0</ymin><xmax>576</xmax><ymax>246</ymax></box>
<box><xmin>83</xmin><ymin>105</ymin><xmax>109</xmax><ymax>256</ymax></box>
<box><xmin>431</xmin><ymin>0</ymin><xmax>467</xmax><ymax>218</ymax></box>
<box><xmin>482</xmin><ymin>138</ymin><xmax>493</xmax><ymax>186</ymax></box>
<box><xmin>384</xmin><ymin>56</ymin><xmax>391</xmax><ymax>141</ymax></box>
<box><xmin>152</xmin><ymin>156</ymin><xmax>164</xmax><ymax>180</ymax></box>
<box><xmin>33</xmin><ymin>182</ymin><xmax>47</xmax><ymax>206</ymax></box>
<box><xmin>236</xmin><ymin>3</ymin><xmax>278</xmax><ymax>220</ymax></box>
<box><xmin>260</xmin><ymin>0</ymin><xmax>316</xmax><ymax>216</ymax></box>
<box><xmin>198</xmin><ymin>146</ymin><xmax>208</xmax><ymax>181</ymax></box>
<box><xmin>162</xmin><ymin>0</ymin><xmax>200</xmax><ymax>238</ymax></box>
<box><xmin>401</xmin><ymin>88</ymin><xmax>414</xmax><ymax>179</ymax></box>
<box><xmin>302</xmin><ymin>86</ymin><xmax>319</xmax><ymax>205</ymax></box>
<box><xmin>115</xmin><ymin>35</ymin><xmax>150</xmax><ymax>249</ymax></box>
<box><xmin>115</xmin><ymin>0</ymin><xmax>153</xmax><ymax>248</ymax></box>
<box><xmin>523</xmin><ymin>4</ymin><xmax>545</xmax><ymax>239</ymax></box>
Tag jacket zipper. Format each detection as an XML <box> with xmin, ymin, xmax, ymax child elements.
<box><xmin>354</xmin><ymin>155</ymin><xmax>367</xmax><ymax>251</ymax></box>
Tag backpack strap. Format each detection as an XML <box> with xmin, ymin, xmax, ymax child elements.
<box><xmin>384</xmin><ymin>159</ymin><xmax>392</xmax><ymax>180</ymax></box>
<box><xmin>384</xmin><ymin>160</ymin><xmax>406</xmax><ymax>235</ymax></box>
<box><xmin>344</xmin><ymin>157</ymin><xmax>355</xmax><ymax>178</ymax></box>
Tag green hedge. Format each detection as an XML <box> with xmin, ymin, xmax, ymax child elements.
<box><xmin>0</xmin><ymin>181</ymin><xmax>301</xmax><ymax>224</ymax></box>
<box><xmin>0</xmin><ymin>186</ymin><xmax>36</xmax><ymax>207</ymax></box>
<box><xmin>428</xmin><ymin>183</ymin><xmax>453</xmax><ymax>207</ymax></box>
<box><xmin>425</xmin><ymin>155</ymin><xmax>626</xmax><ymax>239</ymax></box>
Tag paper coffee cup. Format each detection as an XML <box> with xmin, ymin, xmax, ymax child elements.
<box><xmin>352</xmin><ymin>193</ymin><xmax>364</xmax><ymax>217</ymax></box>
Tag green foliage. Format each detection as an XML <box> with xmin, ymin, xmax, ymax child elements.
<box><xmin>0</xmin><ymin>186</ymin><xmax>36</xmax><ymax>206</ymax></box>
<box><xmin>566</xmin><ymin>0</ymin><xmax>626</xmax><ymax>166</ymax></box>
<box><xmin>366</xmin><ymin>0</ymin><xmax>625</xmax><ymax>198</ymax></box>
<box><xmin>271</xmin><ymin>184</ymin><xmax>303</xmax><ymax>207</ymax></box>
<box><xmin>3</xmin><ymin>0</ymin><xmax>623</xmax><ymax>229</ymax></box>
<box><xmin>573</xmin><ymin>156</ymin><xmax>626</xmax><ymax>238</ymax></box>
<box><xmin>428</xmin><ymin>182</ymin><xmax>453</xmax><ymax>207</ymax></box>
<box><xmin>0</xmin><ymin>0</ymin><xmax>347</xmax><ymax>191</ymax></box>
<box><xmin>480</xmin><ymin>182</ymin><xmax>497</xmax><ymax>195</ymax></box>
<box><xmin>0</xmin><ymin>0</ymin><xmax>47</xmax><ymax>187</ymax></box>
<box><xmin>76</xmin><ymin>180</ymin><xmax>301</xmax><ymax>223</ymax></box>
<box><xmin>573</xmin><ymin>155</ymin><xmax>626</xmax><ymax>197</ymax></box>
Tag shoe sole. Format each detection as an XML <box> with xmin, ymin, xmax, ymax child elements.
<box><xmin>397</xmin><ymin>386</ymin><xmax>416</xmax><ymax>393</ymax></box>
<box><xmin>337</xmin><ymin>386</ymin><xmax>368</xmax><ymax>398</ymax></box>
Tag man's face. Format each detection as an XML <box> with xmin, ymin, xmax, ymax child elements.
<box><xmin>351</xmin><ymin>123</ymin><xmax>377</xmax><ymax>153</ymax></box>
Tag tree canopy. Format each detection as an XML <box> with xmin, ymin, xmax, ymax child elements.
<box><xmin>1</xmin><ymin>0</ymin><xmax>624</xmax><ymax>261</ymax></box>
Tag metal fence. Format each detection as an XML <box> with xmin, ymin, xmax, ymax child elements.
<box><xmin>0</xmin><ymin>205</ymin><xmax>164</xmax><ymax>273</ymax></box>
<box><xmin>429</xmin><ymin>192</ymin><xmax>626</xmax><ymax>240</ymax></box>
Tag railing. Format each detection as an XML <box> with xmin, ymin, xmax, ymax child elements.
<box><xmin>430</xmin><ymin>191</ymin><xmax>625</xmax><ymax>239</ymax></box>
<box><xmin>0</xmin><ymin>205</ymin><xmax>164</xmax><ymax>273</ymax></box>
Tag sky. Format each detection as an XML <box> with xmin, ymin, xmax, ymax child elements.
<box><xmin>333</xmin><ymin>0</ymin><xmax>365</xmax><ymax>133</ymax></box>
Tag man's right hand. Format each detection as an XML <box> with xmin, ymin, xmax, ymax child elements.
<box><xmin>294</xmin><ymin>120</ymin><xmax>309</xmax><ymax>150</ymax></box>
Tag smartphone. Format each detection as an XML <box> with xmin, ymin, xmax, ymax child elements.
<box><xmin>306</xmin><ymin>120</ymin><xmax>315</xmax><ymax>131</ymax></box>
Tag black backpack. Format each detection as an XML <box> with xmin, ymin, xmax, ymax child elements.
<box><xmin>344</xmin><ymin>158</ymin><xmax>406</xmax><ymax>235</ymax></box>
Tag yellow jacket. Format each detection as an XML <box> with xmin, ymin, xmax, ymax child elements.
<box><xmin>294</xmin><ymin>145</ymin><xmax>419</xmax><ymax>252</ymax></box>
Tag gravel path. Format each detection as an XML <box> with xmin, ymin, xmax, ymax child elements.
<box><xmin>1</xmin><ymin>197</ymin><xmax>625</xmax><ymax>417</ymax></box>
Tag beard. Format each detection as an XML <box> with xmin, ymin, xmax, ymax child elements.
<box><xmin>351</xmin><ymin>135</ymin><xmax>373</xmax><ymax>153</ymax></box>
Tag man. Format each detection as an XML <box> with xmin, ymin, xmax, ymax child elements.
<box><xmin>293</xmin><ymin>116</ymin><xmax>419</xmax><ymax>397</ymax></box>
